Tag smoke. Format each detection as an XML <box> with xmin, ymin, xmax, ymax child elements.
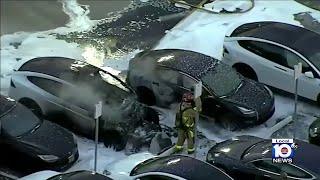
<box><xmin>55</xmin><ymin>65</ymin><xmax>146</xmax><ymax>133</ymax></box>
<box><xmin>60</xmin><ymin>0</ymin><xmax>95</xmax><ymax>31</ymax></box>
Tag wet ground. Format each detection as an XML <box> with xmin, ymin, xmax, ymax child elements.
<box><xmin>56</xmin><ymin>0</ymin><xmax>204</xmax><ymax>59</ymax></box>
<box><xmin>295</xmin><ymin>0</ymin><xmax>320</xmax><ymax>10</ymax></box>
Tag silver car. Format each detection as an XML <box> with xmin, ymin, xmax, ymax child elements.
<box><xmin>9</xmin><ymin>57</ymin><xmax>160</xmax><ymax>151</ymax></box>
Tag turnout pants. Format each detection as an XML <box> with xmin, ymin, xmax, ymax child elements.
<box><xmin>175</xmin><ymin>128</ymin><xmax>194</xmax><ymax>153</ymax></box>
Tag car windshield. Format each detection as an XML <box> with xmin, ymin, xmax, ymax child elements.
<box><xmin>308</xmin><ymin>52</ymin><xmax>320</xmax><ymax>71</ymax></box>
<box><xmin>242</xmin><ymin>140</ymin><xmax>271</xmax><ymax>158</ymax></box>
<box><xmin>201</xmin><ymin>62</ymin><xmax>244</xmax><ymax>97</ymax></box>
<box><xmin>1</xmin><ymin>103</ymin><xmax>41</xmax><ymax>137</ymax></box>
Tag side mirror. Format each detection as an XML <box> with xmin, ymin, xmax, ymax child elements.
<box><xmin>280</xmin><ymin>171</ymin><xmax>288</xmax><ymax>179</ymax></box>
<box><xmin>305</xmin><ymin>71</ymin><xmax>314</xmax><ymax>78</ymax></box>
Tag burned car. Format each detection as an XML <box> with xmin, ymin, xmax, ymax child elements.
<box><xmin>127</xmin><ymin>49</ymin><xmax>275</xmax><ymax>130</ymax></box>
<box><xmin>9</xmin><ymin>57</ymin><xmax>160</xmax><ymax>151</ymax></box>
<box><xmin>309</xmin><ymin>117</ymin><xmax>320</xmax><ymax>146</ymax></box>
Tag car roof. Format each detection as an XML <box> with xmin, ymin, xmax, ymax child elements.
<box><xmin>18</xmin><ymin>57</ymin><xmax>98</xmax><ymax>79</ymax></box>
<box><xmin>142</xmin><ymin>49</ymin><xmax>220</xmax><ymax>80</ymax></box>
<box><xmin>0</xmin><ymin>95</ymin><xmax>17</xmax><ymax>117</ymax></box>
<box><xmin>231</xmin><ymin>21</ymin><xmax>320</xmax><ymax>59</ymax></box>
<box><xmin>48</xmin><ymin>170</ymin><xmax>114</xmax><ymax>180</ymax></box>
<box><xmin>130</xmin><ymin>155</ymin><xmax>233</xmax><ymax>180</ymax></box>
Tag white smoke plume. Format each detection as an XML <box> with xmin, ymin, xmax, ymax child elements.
<box><xmin>60</xmin><ymin>0</ymin><xmax>95</xmax><ymax>31</ymax></box>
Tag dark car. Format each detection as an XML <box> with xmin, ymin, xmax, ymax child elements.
<box><xmin>9</xmin><ymin>57</ymin><xmax>160</xmax><ymax>151</ymax></box>
<box><xmin>206</xmin><ymin>135</ymin><xmax>320</xmax><ymax>180</ymax></box>
<box><xmin>0</xmin><ymin>95</ymin><xmax>78</xmax><ymax>173</ymax></box>
<box><xmin>127</xmin><ymin>49</ymin><xmax>275</xmax><ymax>130</ymax></box>
<box><xmin>309</xmin><ymin>117</ymin><xmax>320</xmax><ymax>146</ymax></box>
<box><xmin>105</xmin><ymin>153</ymin><xmax>234</xmax><ymax>180</ymax></box>
<box><xmin>47</xmin><ymin>170</ymin><xmax>114</xmax><ymax>180</ymax></box>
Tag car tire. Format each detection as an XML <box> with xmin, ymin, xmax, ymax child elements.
<box><xmin>18</xmin><ymin>98</ymin><xmax>42</xmax><ymax>118</ymax></box>
<box><xmin>219</xmin><ymin>114</ymin><xmax>237</xmax><ymax>131</ymax></box>
<box><xmin>136</xmin><ymin>86</ymin><xmax>156</xmax><ymax>106</ymax></box>
<box><xmin>233</xmin><ymin>63</ymin><xmax>258</xmax><ymax>81</ymax></box>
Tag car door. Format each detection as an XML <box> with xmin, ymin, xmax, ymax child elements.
<box><xmin>153</xmin><ymin>66</ymin><xmax>183</xmax><ymax>105</ymax></box>
<box><xmin>237</xmin><ymin>40</ymin><xmax>293</xmax><ymax>93</ymax></box>
<box><xmin>282</xmin><ymin>50</ymin><xmax>320</xmax><ymax>101</ymax></box>
<box><xmin>27</xmin><ymin>76</ymin><xmax>93</xmax><ymax>133</ymax></box>
<box><xmin>248</xmin><ymin>159</ymin><xmax>315</xmax><ymax>180</ymax></box>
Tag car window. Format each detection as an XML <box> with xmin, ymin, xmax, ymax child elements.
<box><xmin>238</xmin><ymin>40</ymin><xmax>287</xmax><ymax>66</ymax></box>
<box><xmin>251</xmin><ymin>160</ymin><xmax>313</xmax><ymax>179</ymax></box>
<box><xmin>137</xmin><ymin>175</ymin><xmax>178</xmax><ymax>180</ymax></box>
<box><xmin>156</xmin><ymin>67</ymin><xmax>180</xmax><ymax>84</ymax></box>
<box><xmin>308</xmin><ymin>52</ymin><xmax>320</xmax><ymax>71</ymax></box>
<box><xmin>284</xmin><ymin>50</ymin><xmax>311</xmax><ymax>72</ymax></box>
<box><xmin>251</xmin><ymin>159</ymin><xmax>282</xmax><ymax>174</ymax></box>
<box><xmin>27</xmin><ymin>76</ymin><xmax>63</xmax><ymax>97</ymax></box>
<box><xmin>182</xmin><ymin>74</ymin><xmax>197</xmax><ymax>89</ymax></box>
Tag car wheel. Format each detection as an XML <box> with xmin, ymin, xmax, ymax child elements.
<box><xmin>219</xmin><ymin>114</ymin><xmax>237</xmax><ymax>131</ymax></box>
<box><xmin>136</xmin><ymin>86</ymin><xmax>156</xmax><ymax>106</ymax></box>
<box><xmin>18</xmin><ymin>98</ymin><xmax>42</xmax><ymax>118</ymax></box>
<box><xmin>233</xmin><ymin>63</ymin><xmax>258</xmax><ymax>81</ymax></box>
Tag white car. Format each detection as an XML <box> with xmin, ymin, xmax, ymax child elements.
<box><xmin>222</xmin><ymin>21</ymin><xmax>320</xmax><ymax>105</ymax></box>
<box><xmin>18</xmin><ymin>170</ymin><xmax>114</xmax><ymax>180</ymax></box>
<box><xmin>103</xmin><ymin>152</ymin><xmax>234</xmax><ymax>180</ymax></box>
<box><xmin>8</xmin><ymin>56</ymin><xmax>161</xmax><ymax>151</ymax></box>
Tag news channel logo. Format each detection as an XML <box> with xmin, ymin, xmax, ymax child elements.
<box><xmin>272</xmin><ymin>139</ymin><xmax>298</xmax><ymax>163</ymax></box>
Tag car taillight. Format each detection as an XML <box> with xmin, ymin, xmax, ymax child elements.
<box><xmin>10</xmin><ymin>80</ymin><xmax>16</xmax><ymax>88</ymax></box>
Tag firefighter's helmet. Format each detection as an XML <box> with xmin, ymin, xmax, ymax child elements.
<box><xmin>182</xmin><ymin>92</ymin><xmax>194</xmax><ymax>102</ymax></box>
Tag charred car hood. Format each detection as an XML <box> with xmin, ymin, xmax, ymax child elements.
<box><xmin>224</xmin><ymin>80</ymin><xmax>273</xmax><ymax>113</ymax></box>
<box><xmin>209</xmin><ymin>135</ymin><xmax>264</xmax><ymax>160</ymax></box>
<box><xmin>18</xmin><ymin>120</ymin><xmax>76</xmax><ymax>158</ymax></box>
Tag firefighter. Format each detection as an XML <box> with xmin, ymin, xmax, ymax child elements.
<box><xmin>175</xmin><ymin>92</ymin><xmax>198</xmax><ymax>154</ymax></box>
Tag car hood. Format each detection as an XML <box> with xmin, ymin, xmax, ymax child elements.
<box><xmin>224</xmin><ymin>80</ymin><xmax>273</xmax><ymax>113</ymax></box>
<box><xmin>209</xmin><ymin>135</ymin><xmax>264</xmax><ymax>160</ymax></box>
<box><xmin>18</xmin><ymin>120</ymin><xmax>77</xmax><ymax>158</ymax></box>
<box><xmin>105</xmin><ymin>152</ymin><xmax>156</xmax><ymax>177</ymax></box>
<box><xmin>309</xmin><ymin>118</ymin><xmax>320</xmax><ymax>134</ymax></box>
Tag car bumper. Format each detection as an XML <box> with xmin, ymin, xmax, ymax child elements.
<box><xmin>47</xmin><ymin>150</ymin><xmax>79</xmax><ymax>172</ymax></box>
<box><xmin>239</xmin><ymin>103</ymin><xmax>275</xmax><ymax>127</ymax></box>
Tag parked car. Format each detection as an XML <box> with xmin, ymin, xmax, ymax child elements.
<box><xmin>127</xmin><ymin>49</ymin><xmax>275</xmax><ymax>130</ymax></box>
<box><xmin>0</xmin><ymin>95</ymin><xmax>78</xmax><ymax>173</ymax></box>
<box><xmin>9</xmin><ymin>57</ymin><xmax>160</xmax><ymax>151</ymax></box>
<box><xmin>103</xmin><ymin>152</ymin><xmax>234</xmax><ymax>180</ymax></box>
<box><xmin>206</xmin><ymin>135</ymin><xmax>320</xmax><ymax>180</ymax></box>
<box><xmin>19</xmin><ymin>170</ymin><xmax>114</xmax><ymax>180</ymax></box>
<box><xmin>309</xmin><ymin>117</ymin><xmax>320</xmax><ymax>146</ymax></box>
<box><xmin>222</xmin><ymin>21</ymin><xmax>320</xmax><ymax>105</ymax></box>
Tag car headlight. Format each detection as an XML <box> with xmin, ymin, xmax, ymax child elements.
<box><xmin>38</xmin><ymin>155</ymin><xmax>59</xmax><ymax>163</ymax></box>
<box><xmin>309</xmin><ymin>128</ymin><xmax>318</xmax><ymax>138</ymax></box>
<box><xmin>237</xmin><ymin>106</ymin><xmax>255</xmax><ymax>115</ymax></box>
